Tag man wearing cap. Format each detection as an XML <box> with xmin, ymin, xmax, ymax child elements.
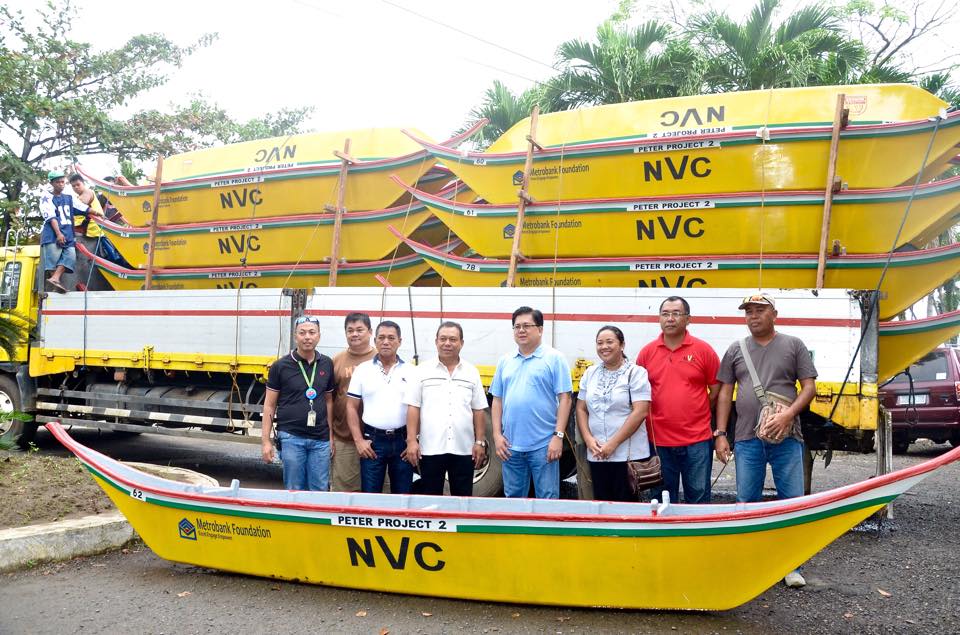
<box><xmin>346</xmin><ymin>320</ymin><xmax>417</xmax><ymax>494</ymax></box>
<box><xmin>261</xmin><ymin>315</ymin><xmax>336</xmax><ymax>491</ymax></box>
<box><xmin>38</xmin><ymin>170</ymin><xmax>89</xmax><ymax>293</ymax></box>
<box><xmin>715</xmin><ymin>292</ymin><xmax>817</xmax><ymax>588</ymax></box>
<box><xmin>637</xmin><ymin>296</ymin><xmax>720</xmax><ymax>504</ymax></box>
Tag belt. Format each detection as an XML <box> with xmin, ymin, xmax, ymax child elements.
<box><xmin>363</xmin><ymin>423</ymin><xmax>406</xmax><ymax>437</ymax></box>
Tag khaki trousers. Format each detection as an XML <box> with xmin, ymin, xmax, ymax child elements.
<box><xmin>331</xmin><ymin>438</ymin><xmax>361</xmax><ymax>492</ymax></box>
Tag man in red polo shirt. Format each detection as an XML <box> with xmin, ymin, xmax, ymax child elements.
<box><xmin>637</xmin><ymin>296</ymin><xmax>720</xmax><ymax>503</ymax></box>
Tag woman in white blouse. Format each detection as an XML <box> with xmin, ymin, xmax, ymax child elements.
<box><xmin>575</xmin><ymin>325</ymin><xmax>652</xmax><ymax>501</ymax></box>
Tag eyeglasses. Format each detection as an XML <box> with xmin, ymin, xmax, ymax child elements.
<box><xmin>513</xmin><ymin>323</ymin><xmax>539</xmax><ymax>331</ymax></box>
<box><xmin>295</xmin><ymin>316</ymin><xmax>320</xmax><ymax>325</ymax></box>
<box><xmin>659</xmin><ymin>311</ymin><xmax>689</xmax><ymax>319</ymax></box>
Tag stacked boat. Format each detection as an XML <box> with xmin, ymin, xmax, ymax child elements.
<box><xmin>394</xmin><ymin>83</ymin><xmax>960</xmax><ymax>321</ymax></box>
<box><xmin>77</xmin><ymin>125</ymin><xmax>478</xmax><ymax>290</ymax></box>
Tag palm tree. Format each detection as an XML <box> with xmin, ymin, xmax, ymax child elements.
<box><xmin>544</xmin><ymin>20</ymin><xmax>703</xmax><ymax>110</ymax></box>
<box><xmin>459</xmin><ymin>81</ymin><xmax>550</xmax><ymax>150</ymax></box>
<box><xmin>688</xmin><ymin>0</ymin><xmax>865</xmax><ymax>92</ymax></box>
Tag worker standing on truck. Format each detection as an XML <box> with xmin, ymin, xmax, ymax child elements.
<box><xmin>404</xmin><ymin>321</ymin><xmax>489</xmax><ymax>496</ymax></box>
<box><xmin>330</xmin><ymin>312</ymin><xmax>377</xmax><ymax>492</ymax></box>
<box><xmin>38</xmin><ymin>170</ymin><xmax>89</xmax><ymax>294</ymax></box>
<box><xmin>714</xmin><ymin>292</ymin><xmax>817</xmax><ymax>588</ymax></box>
<box><xmin>491</xmin><ymin>306</ymin><xmax>573</xmax><ymax>499</ymax></box>
<box><xmin>261</xmin><ymin>316</ymin><xmax>336</xmax><ymax>491</ymax></box>
<box><xmin>346</xmin><ymin>321</ymin><xmax>416</xmax><ymax>494</ymax></box>
<box><xmin>637</xmin><ymin>296</ymin><xmax>720</xmax><ymax>503</ymax></box>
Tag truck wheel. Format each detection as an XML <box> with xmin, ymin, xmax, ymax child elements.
<box><xmin>0</xmin><ymin>375</ymin><xmax>35</xmax><ymax>448</ymax></box>
<box><xmin>472</xmin><ymin>411</ymin><xmax>503</xmax><ymax>498</ymax></box>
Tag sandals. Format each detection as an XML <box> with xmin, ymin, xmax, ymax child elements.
<box><xmin>45</xmin><ymin>279</ymin><xmax>67</xmax><ymax>294</ymax></box>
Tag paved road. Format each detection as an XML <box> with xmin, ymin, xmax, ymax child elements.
<box><xmin>5</xmin><ymin>428</ymin><xmax>958</xmax><ymax>634</ymax></box>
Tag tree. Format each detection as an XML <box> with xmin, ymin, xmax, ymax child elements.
<box><xmin>0</xmin><ymin>0</ymin><xmax>312</xmax><ymax>235</ymax></box>
<box><xmin>688</xmin><ymin>0</ymin><xmax>867</xmax><ymax>92</ymax></box>
<box><xmin>543</xmin><ymin>20</ymin><xmax>703</xmax><ymax>110</ymax></box>
<box><xmin>460</xmin><ymin>81</ymin><xmax>550</xmax><ymax>149</ymax></box>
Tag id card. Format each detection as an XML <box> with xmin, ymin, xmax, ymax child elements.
<box><xmin>307</xmin><ymin>410</ymin><xmax>317</xmax><ymax>427</ymax></box>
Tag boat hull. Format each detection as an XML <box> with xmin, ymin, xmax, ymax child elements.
<box><xmin>400</xmin><ymin>236</ymin><xmax>960</xmax><ymax>321</ymax></box>
<box><xmin>878</xmin><ymin>311</ymin><xmax>960</xmax><ymax>382</ymax></box>
<box><xmin>416</xmin><ymin>113</ymin><xmax>960</xmax><ymax>204</ymax></box>
<box><xmin>489</xmin><ymin>84</ymin><xmax>947</xmax><ymax>152</ymax></box>
<box><xmin>402</xmin><ymin>176</ymin><xmax>960</xmax><ymax>257</ymax></box>
<box><xmin>94</xmin><ymin>204</ymin><xmax>433</xmax><ymax>268</ymax></box>
<box><xmin>50</xmin><ymin>422</ymin><xmax>960</xmax><ymax>611</ymax></box>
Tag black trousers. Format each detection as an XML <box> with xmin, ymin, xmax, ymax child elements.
<box><xmin>588</xmin><ymin>461</ymin><xmax>634</xmax><ymax>502</ymax></box>
<box><xmin>419</xmin><ymin>453</ymin><xmax>474</xmax><ymax>496</ymax></box>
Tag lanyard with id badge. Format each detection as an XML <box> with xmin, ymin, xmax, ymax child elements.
<box><xmin>293</xmin><ymin>353</ymin><xmax>319</xmax><ymax>427</ymax></box>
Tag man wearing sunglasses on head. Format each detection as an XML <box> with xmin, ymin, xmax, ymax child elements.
<box><xmin>261</xmin><ymin>315</ymin><xmax>336</xmax><ymax>491</ymax></box>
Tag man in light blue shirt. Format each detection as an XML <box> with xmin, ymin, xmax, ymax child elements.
<box><xmin>491</xmin><ymin>306</ymin><xmax>573</xmax><ymax>498</ymax></box>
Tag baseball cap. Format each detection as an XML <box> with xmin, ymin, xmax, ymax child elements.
<box><xmin>48</xmin><ymin>170</ymin><xmax>65</xmax><ymax>181</ymax></box>
<box><xmin>738</xmin><ymin>292</ymin><xmax>776</xmax><ymax>310</ymax></box>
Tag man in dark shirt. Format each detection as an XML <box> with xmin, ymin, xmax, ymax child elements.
<box><xmin>38</xmin><ymin>170</ymin><xmax>89</xmax><ymax>293</ymax></box>
<box><xmin>261</xmin><ymin>316</ymin><xmax>336</xmax><ymax>491</ymax></box>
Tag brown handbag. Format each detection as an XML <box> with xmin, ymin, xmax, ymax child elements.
<box><xmin>624</xmin><ymin>367</ymin><xmax>663</xmax><ymax>497</ymax></box>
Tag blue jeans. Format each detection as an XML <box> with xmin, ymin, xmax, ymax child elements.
<box><xmin>656</xmin><ymin>439</ymin><xmax>713</xmax><ymax>504</ymax></box>
<box><xmin>277</xmin><ymin>430</ymin><xmax>330</xmax><ymax>491</ymax></box>
<box><xmin>360</xmin><ymin>426</ymin><xmax>413</xmax><ymax>494</ymax></box>
<box><xmin>734</xmin><ymin>437</ymin><xmax>805</xmax><ymax>502</ymax></box>
<box><xmin>502</xmin><ymin>444</ymin><xmax>559</xmax><ymax>499</ymax></box>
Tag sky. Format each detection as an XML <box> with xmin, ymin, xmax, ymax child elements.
<box><xmin>5</xmin><ymin>0</ymin><xmax>958</xmax><ymax>176</ymax></box>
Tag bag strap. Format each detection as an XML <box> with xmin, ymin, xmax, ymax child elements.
<box><xmin>738</xmin><ymin>337</ymin><xmax>768</xmax><ymax>404</ymax></box>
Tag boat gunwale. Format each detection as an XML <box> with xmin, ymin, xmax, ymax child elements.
<box><xmin>406</xmin><ymin>110</ymin><xmax>960</xmax><ymax>162</ymax></box>
<box><xmin>75</xmin><ymin>120</ymin><xmax>487</xmax><ymax>196</ymax></box>
<box><xmin>45</xmin><ymin>422</ymin><xmax>960</xmax><ymax>526</ymax></box>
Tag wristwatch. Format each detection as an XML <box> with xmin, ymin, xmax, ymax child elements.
<box><xmin>474</xmin><ymin>440</ymin><xmax>487</xmax><ymax>448</ymax></box>
<box><xmin>553</xmin><ymin>431</ymin><xmax>565</xmax><ymax>439</ymax></box>
<box><xmin>713</xmin><ymin>430</ymin><xmax>727</xmax><ymax>438</ymax></box>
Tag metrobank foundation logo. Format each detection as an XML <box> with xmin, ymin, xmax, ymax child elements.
<box><xmin>511</xmin><ymin>170</ymin><xmax>524</xmax><ymax>186</ymax></box>
<box><xmin>178</xmin><ymin>518</ymin><xmax>197</xmax><ymax>540</ymax></box>
<box><xmin>502</xmin><ymin>224</ymin><xmax>515</xmax><ymax>239</ymax></box>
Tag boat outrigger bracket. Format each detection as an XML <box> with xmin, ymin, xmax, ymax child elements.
<box><xmin>327</xmin><ymin>139</ymin><xmax>352</xmax><ymax>287</ymax></box>
<box><xmin>816</xmin><ymin>94</ymin><xmax>851</xmax><ymax>289</ymax></box>
<box><xmin>506</xmin><ymin>105</ymin><xmax>542</xmax><ymax>287</ymax></box>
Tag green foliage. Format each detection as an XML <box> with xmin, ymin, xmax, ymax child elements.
<box><xmin>0</xmin><ymin>0</ymin><xmax>312</xmax><ymax>234</ymax></box>
<box><xmin>460</xmin><ymin>81</ymin><xmax>551</xmax><ymax>149</ymax></box>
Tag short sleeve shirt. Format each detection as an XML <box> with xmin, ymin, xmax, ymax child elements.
<box><xmin>346</xmin><ymin>356</ymin><xmax>415</xmax><ymax>430</ymax></box>
<box><xmin>717</xmin><ymin>333</ymin><xmax>818</xmax><ymax>443</ymax></box>
<box><xmin>39</xmin><ymin>192</ymin><xmax>88</xmax><ymax>246</ymax></box>
<box><xmin>266</xmin><ymin>350</ymin><xmax>335</xmax><ymax>439</ymax></box>
<box><xmin>403</xmin><ymin>358</ymin><xmax>488</xmax><ymax>456</ymax></box>
<box><xmin>490</xmin><ymin>344</ymin><xmax>573</xmax><ymax>452</ymax></box>
<box><xmin>636</xmin><ymin>331</ymin><xmax>720</xmax><ymax>447</ymax></box>
<box><xmin>577</xmin><ymin>362</ymin><xmax>652</xmax><ymax>462</ymax></box>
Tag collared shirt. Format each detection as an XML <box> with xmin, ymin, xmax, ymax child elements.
<box><xmin>637</xmin><ymin>331</ymin><xmax>720</xmax><ymax>447</ymax></box>
<box><xmin>404</xmin><ymin>357</ymin><xmax>488</xmax><ymax>456</ymax></box>
<box><xmin>490</xmin><ymin>344</ymin><xmax>572</xmax><ymax>452</ymax></box>
<box><xmin>347</xmin><ymin>355</ymin><xmax>414</xmax><ymax>430</ymax></box>
<box><xmin>266</xmin><ymin>350</ymin><xmax>335</xmax><ymax>439</ymax></box>
<box><xmin>577</xmin><ymin>362</ymin><xmax>652</xmax><ymax>462</ymax></box>
<box><xmin>39</xmin><ymin>191</ymin><xmax>88</xmax><ymax>246</ymax></box>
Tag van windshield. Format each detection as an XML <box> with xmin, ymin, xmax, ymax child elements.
<box><xmin>908</xmin><ymin>352</ymin><xmax>949</xmax><ymax>382</ymax></box>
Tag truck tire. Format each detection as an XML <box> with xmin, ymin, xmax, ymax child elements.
<box><xmin>472</xmin><ymin>411</ymin><xmax>503</xmax><ymax>498</ymax></box>
<box><xmin>0</xmin><ymin>375</ymin><xmax>36</xmax><ymax>448</ymax></box>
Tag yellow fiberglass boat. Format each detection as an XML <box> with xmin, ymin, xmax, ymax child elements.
<box><xmin>90</xmin><ymin>189</ymin><xmax>448</xmax><ymax>269</ymax></box>
<box><xmin>79</xmin><ymin>241</ymin><xmax>459</xmax><ymax>291</ymax></box>
<box><xmin>48</xmin><ymin>422</ymin><xmax>960</xmax><ymax>611</ymax></box>
<box><xmin>878</xmin><ymin>311</ymin><xmax>960</xmax><ymax>382</ymax></box>
<box><xmin>396</xmin><ymin>174</ymin><xmax>960</xmax><ymax>258</ymax></box>
<box><xmin>489</xmin><ymin>84</ymin><xmax>946</xmax><ymax>153</ymax></box>
<box><xmin>408</xmin><ymin>111</ymin><xmax>960</xmax><ymax>204</ymax></box>
<box><xmin>78</xmin><ymin>122</ymin><xmax>483</xmax><ymax>224</ymax></box>
<box><xmin>396</xmin><ymin>233</ymin><xmax>960</xmax><ymax>321</ymax></box>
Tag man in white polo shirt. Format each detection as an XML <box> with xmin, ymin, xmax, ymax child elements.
<box><xmin>346</xmin><ymin>320</ymin><xmax>416</xmax><ymax>494</ymax></box>
<box><xmin>404</xmin><ymin>321</ymin><xmax>489</xmax><ymax>496</ymax></box>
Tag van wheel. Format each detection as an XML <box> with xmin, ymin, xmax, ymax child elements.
<box><xmin>892</xmin><ymin>437</ymin><xmax>910</xmax><ymax>455</ymax></box>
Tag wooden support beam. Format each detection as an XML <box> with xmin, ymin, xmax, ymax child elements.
<box><xmin>144</xmin><ymin>156</ymin><xmax>164</xmax><ymax>290</ymax></box>
<box><xmin>505</xmin><ymin>106</ymin><xmax>541</xmax><ymax>287</ymax></box>
<box><xmin>328</xmin><ymin>139</ymin><xmax>351</xmax><ymax>287</ymax></box>
<box><xmin>815</xmin><ymin>94</ymin><xmax>848</xmax><ymax>290</ymax></box>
